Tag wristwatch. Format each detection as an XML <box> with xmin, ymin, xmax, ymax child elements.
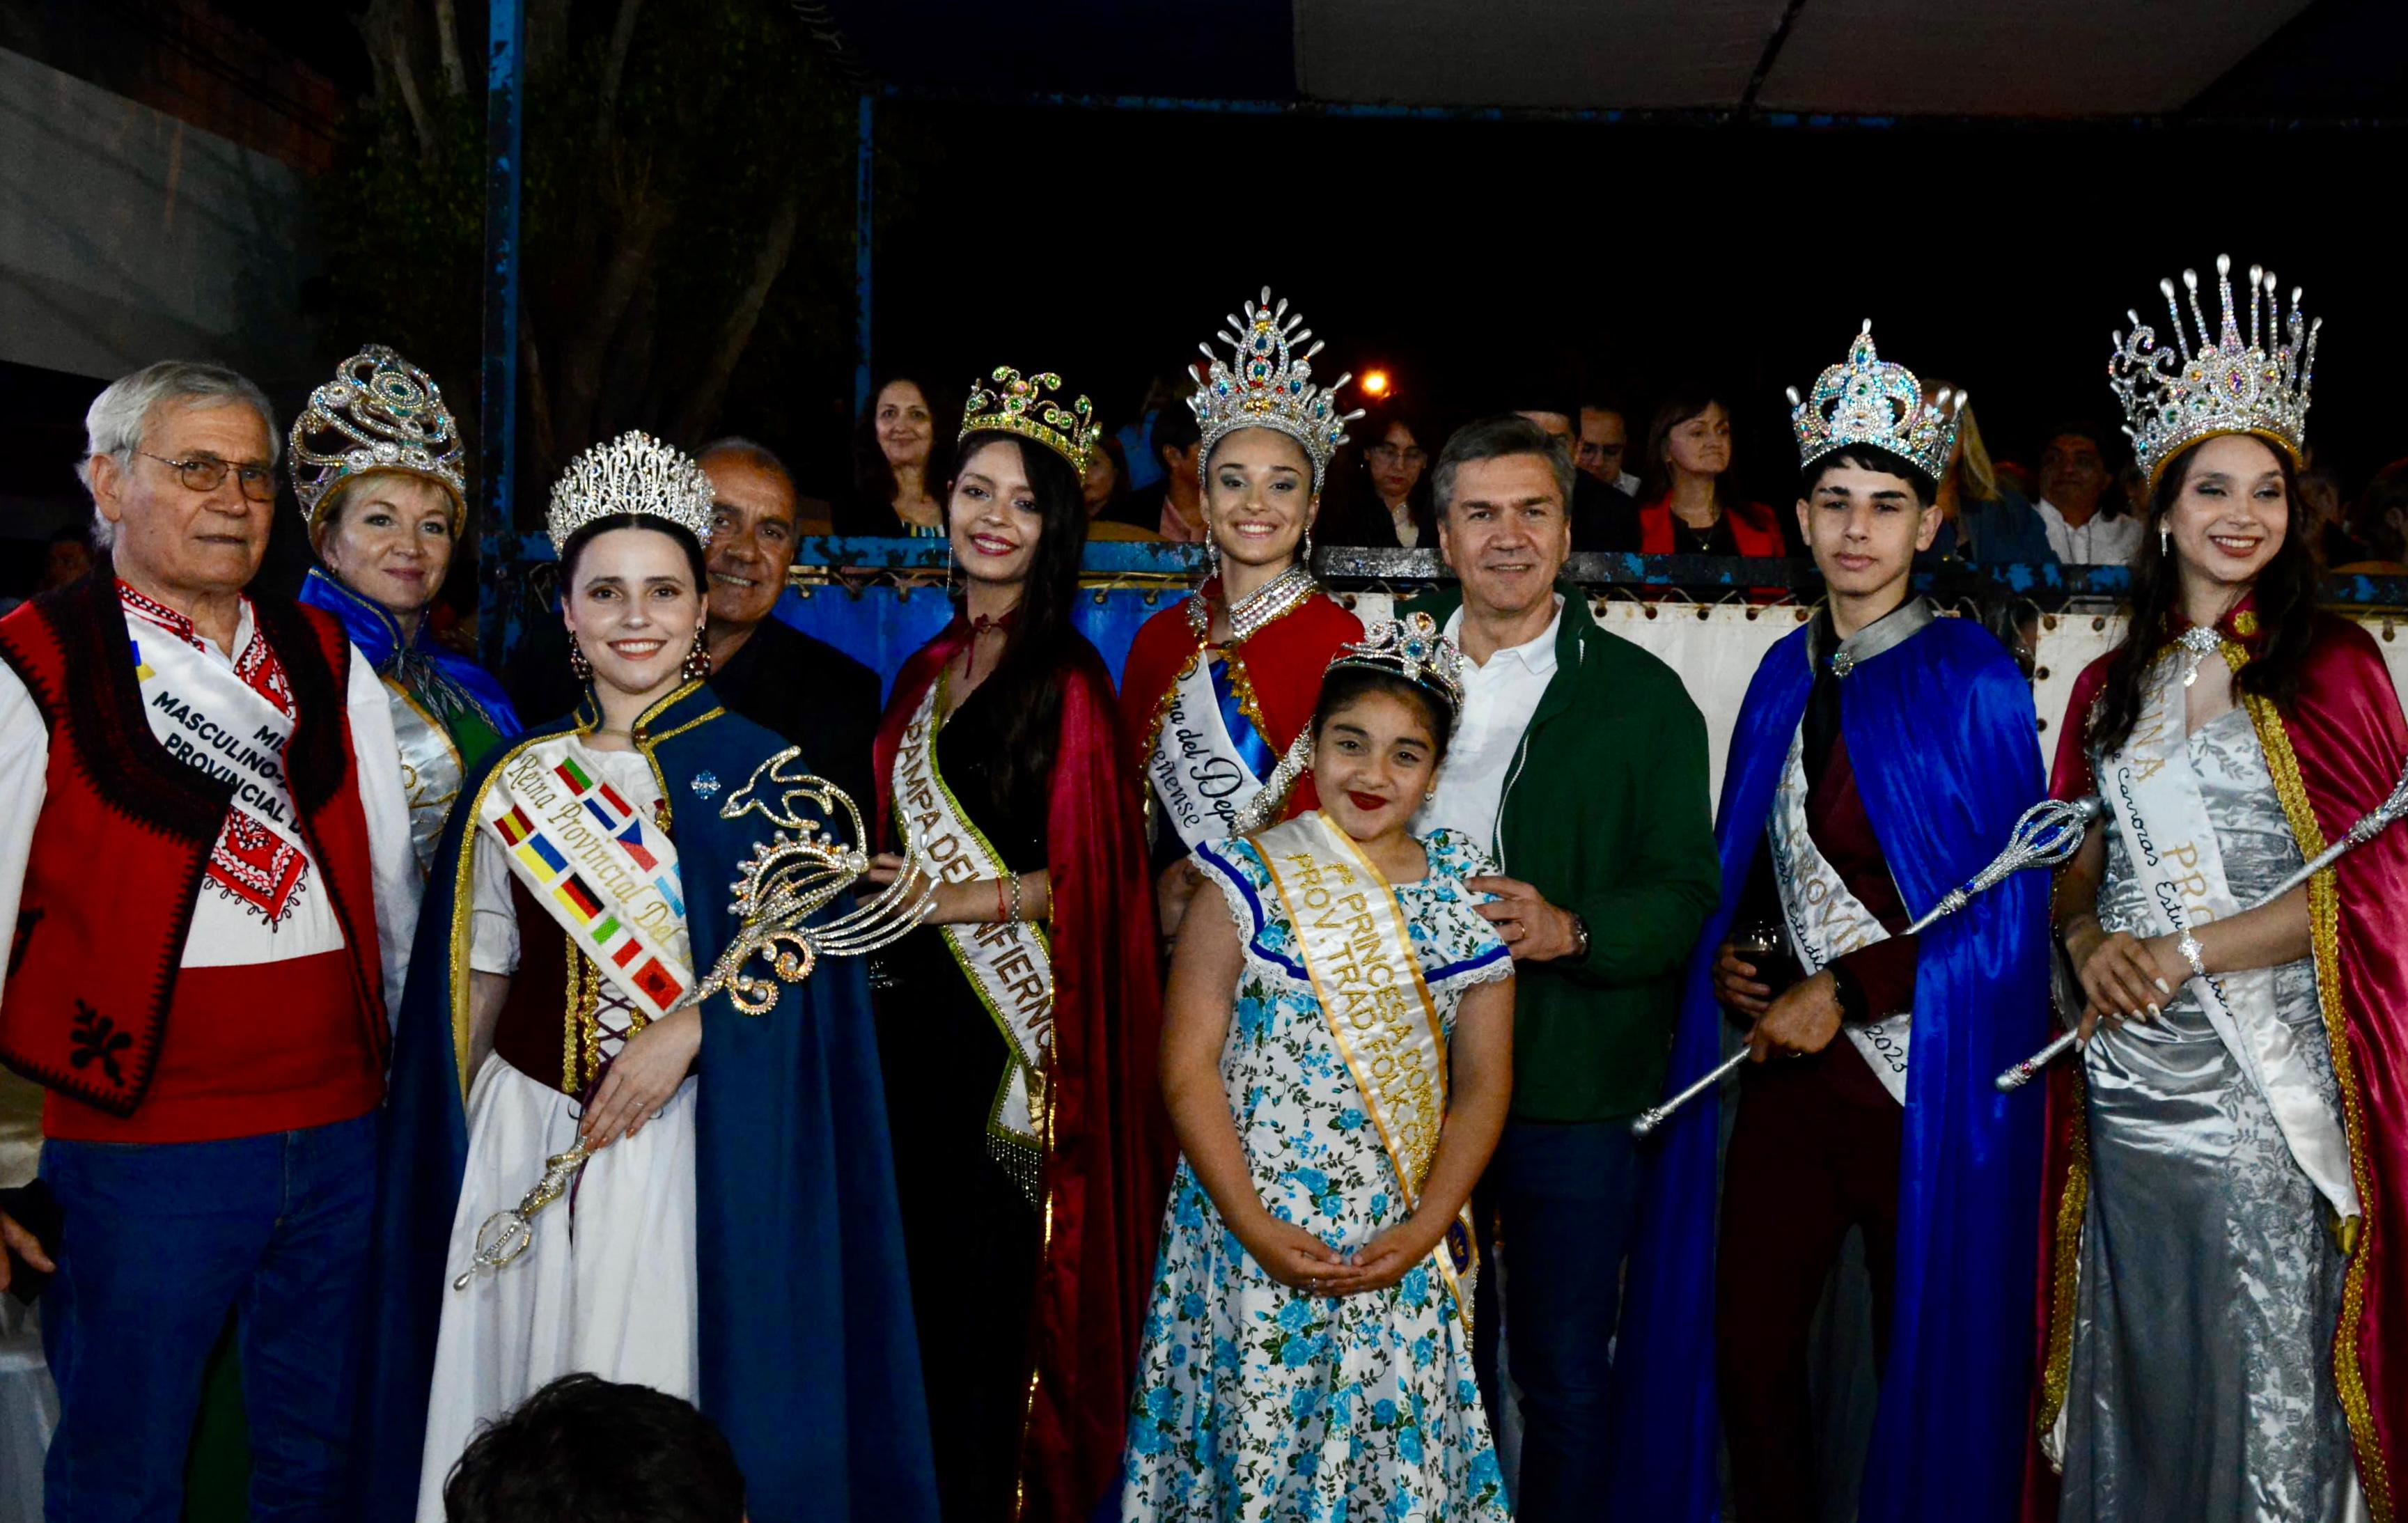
<box><xmin>1566</xmin><ymin>912</ymin><xmax>1591</xmax><ymax>962</ymax></box>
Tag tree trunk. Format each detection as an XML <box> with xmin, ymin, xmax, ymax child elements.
<box><xmin>431</xmin><ymin>0</ymin><xmax>467</xmax><ymax>96</ymax></box>
<box><xmin>595</xmin><ymin>0</ymin><xmax>646</xmax><ymax>143</ymax></box>
<box><xmin>356</xmin><ymin>0</ymin><xmax>433</xmax><ymax>156</ymax></box>
<box><xmin>551</xmin><ymin>194</ymin><xmax>670</xmax><ymax>455</ymax></box>
<box><xmin>668</xmin><ymin>178</ymin><xmax>805</xmax><ymax>446</ymax></box>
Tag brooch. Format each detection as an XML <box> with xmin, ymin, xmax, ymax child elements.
<box><xmin>691</xmin><ymin>770</ymin><xmax>722</xmax><ymax>799</ymax></box>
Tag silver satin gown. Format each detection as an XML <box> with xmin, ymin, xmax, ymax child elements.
<box><xmin>2063</xmin><ymin>707</ymin><xmax>2360</xmax><ymax>1522</ymax></box>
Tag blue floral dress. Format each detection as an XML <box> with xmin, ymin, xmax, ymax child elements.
<box><xmin>1121</xmin><ymin>825</ymin><xmax>1514</xmax><ymax>1523</ymax></box>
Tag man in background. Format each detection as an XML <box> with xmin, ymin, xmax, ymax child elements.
<box><xmin>1512</xmin><ymin>400</ymin><xmax>1639</xmax><ymax>551</ymax></box>
<box><xmin>1578</xmin><ymin>401</ymin><xmax>1641</xmax><ymax>498</ymax></box>
<box><xmin>699</xmin><ymin>437</ymin><xmax>882</xmax><ymax>813</ymax></box>
<box><xmin>2033</xmin><ymin>421</ymin><xmax>2141</xmax><ymax>565</ymax></box>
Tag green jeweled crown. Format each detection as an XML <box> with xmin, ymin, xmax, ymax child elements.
<box><xmin>959</xmin><ymin>366</ymin><xmax>1100</xmax><ymax>475</ymax></box>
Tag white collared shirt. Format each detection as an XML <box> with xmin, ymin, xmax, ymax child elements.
<box><xmin>2037</xmin><ymin>497</ymin><xmax>2145</xmax><ymax>566</ymax></box>
<box><xmin>1414</xmin><ymin>597</ymin><xmax>1562</xmax><ymax>854</ymax></box>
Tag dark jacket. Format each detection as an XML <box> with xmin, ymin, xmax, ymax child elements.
<box><xmin>709</xmin><ymin>615</ymin><xmax>882</xmax><ymax>813</ymax></box>
<box><xmin>1403</xmin><ymin>582</ymin><xmax>1721</xmax><ymax>1120</ymax></box>
<box><xmin>1571</xmin><ymin>473</ymin><xmax>1642</xmax><ymax>553</ymax></box>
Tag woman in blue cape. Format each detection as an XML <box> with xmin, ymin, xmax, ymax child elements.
<box><xmin>288</xmin><ymin>344</ymin><xmax>519</xmax><ymax>873</ymax></box>
<box><xmin>352</xmin><ymin>432</ymin><xmax>935</xmax><ymax>1523</ymax></box>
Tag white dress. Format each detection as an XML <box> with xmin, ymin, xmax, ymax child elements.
<box><xmin>414</xmin><ymin>743</ymin><xmax>700</xmax><ymax>1519</ymax></box>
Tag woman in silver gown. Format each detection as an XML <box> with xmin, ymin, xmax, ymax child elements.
<box><xmin>2040</xmin><ymin>257</ymin><xmax>2405</xmax><ymax>1522</ymax></box>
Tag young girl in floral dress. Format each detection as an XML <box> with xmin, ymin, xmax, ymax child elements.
<box><xmin>1122</xmin><ymin>615</ymin><xmax>1515</xmax><ymax>1522</ymax></box>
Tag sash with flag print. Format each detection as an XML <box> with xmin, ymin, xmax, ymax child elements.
<box><xmin>480</xmin><ymin>735</ymin><xmax>696</xmax><ymax>1020</ymax></box>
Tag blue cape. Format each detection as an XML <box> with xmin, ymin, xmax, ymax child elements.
<box><xmin>1605</xmin><ymin>616</ymin><xmax>2049</xmax><ymax>1523</ymax></box>
<box><xmin>352</xmin><ymin>682</ymin><xmax>937</xmax><ymax>1523</ymax></box>
<box><xmin>299</xmin><ymin>565</ymin><xmax>521</xmax><ymax>740</ymax></box>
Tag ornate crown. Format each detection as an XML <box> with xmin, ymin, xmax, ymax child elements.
<box><xmin>545</xmin><ymin>430</ymin><xmax>717</xmax><ymax>553</ymax></box>
<box><xmin>2109</xmin><ymin>253</ymin><xmax>2317</xmax><ymax>488</ymax></box>
<box><xmin>1189</xmin><ymin>288</ymin><xmax>1363</xmax><ymax>492</ymax></box>
<box><xmin>1788</xmin><ymin>321</ymin><xmax>1962</xmax><ymax>482</ymax></box>
<box><xmin>288</xmin><ymin>344</ymin><xmax>465</xmax><ymax>527</ymax></box>
<box><xmin>1329</xmin><ymin>612</ymin><xmax>1466</xmax><ymax>719</ymax></box>
<box><xmin>959</xmin><ymin>366</ymin><xmax>1100</xmax><ymax>474</ymax></box>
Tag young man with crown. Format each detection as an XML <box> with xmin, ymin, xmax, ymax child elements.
<box><xmin>2031</xmin><ymin>258</ymin><xmax>2405</xmax><ymax>1523</ymax></box>
<box><xmin>0</xmin><ymin>360</ymin><xmax>419</xmax><ymax>1521</ymax></box>
<box><xmin>1606</xmin><ymin>325</ymin><xmax>2051</xmax><ymax>1523</ymax></box>
<box><xmin>354</xmin><ymin>431</ymin><xmax>937</xmax><ymax>1523</ymax></box>
<box><xmin>862</xmin><ymin>369</ymin><xmax>1169</xmax><ymax>1523</ymax></box>
<box><xmin>1122</xmin><ymin>614</ymin><xmax>1516</xmax><ymax>1522</ymax></box>
<box><xmin>1120</xmin><ymin>288</ymin><xmax>1365</xmax><ymax>938</ymax></box>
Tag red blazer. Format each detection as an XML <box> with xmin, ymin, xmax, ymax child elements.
<box><xmin>1636</xmin><ymin>494</ymin><xmax>1788</xmax><ymax>557</ymax></box>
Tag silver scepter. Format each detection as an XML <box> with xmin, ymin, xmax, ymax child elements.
<box><xmin>453</xmin><ymin>753</ymin><xmax>937</xmax><ymax>1290</ymax></box>
<box><xmin>1633</xmin><ymin>795</ymin><xmax>2104</xmax><ymax>1139</ymax></box>
<box><xmin>1999</xmin><ymin>754</ymin><xmax>2408</xmax><ymax>1092</ymax></box>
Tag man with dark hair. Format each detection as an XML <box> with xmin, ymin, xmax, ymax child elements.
<box><xmin>2034</xmin><ymin>419</ymin><xmax>2140</xmax><ymax>565</ymax></box>
<box><xmin>1120</xmin><ymin>399</ymin><xmax>1206</xmax><ymax>542</ymax></box>
<box><xmin>1510</xmin><ymin>402</ymin><xmax>1639</xmax><ymax>552</ymax></box>
<box><xmin>1405</xmin><ymin>414</ymin><xmax>1718</xmax><ymax>1520</ymax></box>
<box><xmin>1610</xmin><ymin>328</ymin><xmax>2048</xmax><ymax>1523</ymax></box>
<box><xmin>697</xmin><ymin>437</ymin><xmax>882</xmax><ymax>810</ymax></box>
<box><xmin>441</xmin><ymin>1374</ymin><xmax>746</xmax><ymax>1523</ymax></box>
<box><xmin>1577</xmin><ymin>400</ymin><xmax>1639</xmax><ymax>497</ymax></box>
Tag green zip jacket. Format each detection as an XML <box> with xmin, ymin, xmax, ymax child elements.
<box><xmin>1405</xmin><ymin>583</ymin><xmax>1720</xmax><ymax>1122</ymax></box>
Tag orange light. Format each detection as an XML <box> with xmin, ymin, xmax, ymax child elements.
<box><xmin>1360</xmin><ymin>369</ymin><xmax>1391</xmax><ymax>398</ymax></box>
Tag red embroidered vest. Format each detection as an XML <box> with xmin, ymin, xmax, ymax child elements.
<box><xmin>0</xmin><ymin>573</ymin><xmax>389</xmax><ymax>1125</ymax></box>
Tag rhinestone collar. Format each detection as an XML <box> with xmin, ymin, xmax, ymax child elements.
<box><xmin>1811</xmin><ymin>595</ymin><xmax>1937</xmax><ymax>679</ymax></box>
<box><xmin>1198</xmin><ymin>563</ymin><xmax>1318</xmax><ymax>645</ymax></box>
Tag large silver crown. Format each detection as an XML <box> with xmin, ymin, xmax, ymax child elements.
<box><xmin>288</xmin><ymin>344</ymin><xmax>465</xmax><ymax>527</ymax></box>
<box><xmin>1788</xmin><ymin>321</ymin><xmax>1962</xmax><ymax>482</ymax></box>
<box><xmin>1329</xmin><ymin>612</ymin><xmax>1466</xmax><ymax>719</ymax></box>
<box><xmin>1189</xmin><ymin>288</ymin><xmax>1363</xmax><ymax>492</ymax></box>
<box><xmin>545</xmin><ymin>430</ymin><xmax>717</xmax><ymax>553</ymax></box>
<box><xmin>2109</xmin><ymin>253</ymin><xmax>2317</xmax><ymax>488</ymax></box>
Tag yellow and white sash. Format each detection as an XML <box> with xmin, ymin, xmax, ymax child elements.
<box><xmin>1767</xmin><ymin>725</ymin><xmax>1914</xmax><ymax>1103</ymax></box>
<box><xmin>2097</xmin><ymin>653</ymin><xmax>2359</xmax><ymax>1223</ymax></box>
<box><xmin>891</xmin><ymin>677</ymin><xmax>1054</xmax><ymax>1203</ymax></box>
<box><xmin>1253</xmin><ymin>811</ymin><xmax>1478</xmax><ymax>1322</ymax></box>
<box><xmin>478</xmin><ymin>735</ymin><xmax>695</xmax><ymax>1022</ymax></box>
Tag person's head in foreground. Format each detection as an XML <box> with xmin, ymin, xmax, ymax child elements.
<box><xmin>443</xmin><ymin>1373</ymin><xmax>746</xmax><ymax>1523</ymax></box>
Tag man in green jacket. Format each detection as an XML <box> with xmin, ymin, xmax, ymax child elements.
<box><xmin>1406</xmin><ymin>414</ymin><xmax>1719</xmax><ymax>1520</ymax></box>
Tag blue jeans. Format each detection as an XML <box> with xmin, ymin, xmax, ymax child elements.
<box><xmin>1472</xmin><ymin>1117</ymin><xmax>1640</xmax><ymax>1523</ymax></box>
<box><xmin>40</xmin><ymin>1115</ymin><xmax>376</xmax><ymax>1523</ymax></box>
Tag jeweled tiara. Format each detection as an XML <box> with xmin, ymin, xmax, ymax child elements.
<box><xmin>2109</xmin><ymin>253</ymin><xmax>2316</xmax><ymax>489</ymax></box>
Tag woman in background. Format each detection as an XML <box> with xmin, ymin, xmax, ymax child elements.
<box><xmin>1635</xmin><ymin>390</ymin><xmax>1785</xmax><ymax>556</ymax></box>
<box><xmin>835</xmin><ymin>375</ymin><xmax>955</xmax><ymax>536</ymax></box>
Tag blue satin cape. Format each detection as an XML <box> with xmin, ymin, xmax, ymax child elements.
<box><xmin>297</xmin><ymin>566</ymin><xmax>521</xmax><ymax>739</ymax></box>
<box><xmin>1604</xmin><ymin>616</ymin><xmax>2049</xmax><ymax>1523</ymax></box>
<box><xmin>351</xmin><ymin>682</ymin><xmax>937</xmax><ymax>1523</ymax></box>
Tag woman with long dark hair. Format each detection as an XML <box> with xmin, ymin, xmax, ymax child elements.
<box><xmin>2036</xmin><ymin>258</ymin><xmax>2407</xmax><ymax>1520</ymax></box>
<box><xmin>865</xmin><ymin>368</ymin><xmax>1170</xmax><ymax>1523</ymax></box>
<box><xmin>1635</xmin><ymin>390</ymin><xmax>1785</xmax><ymax>556</ymax></box>
<box><xmin>1120</xmin><ymin>290</ymin><xmax>1366</xmax><ymax>937</ymax></box>
<box><xmin>834</xmin><ymin>375</ymin><xmax>956</xmax><ymax>536</ymax></box>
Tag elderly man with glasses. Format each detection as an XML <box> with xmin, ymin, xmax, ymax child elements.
<box><xmin>0</xmin><ymin>360</ymin><xmax>416</xmax><ymax>1522</ymax></box>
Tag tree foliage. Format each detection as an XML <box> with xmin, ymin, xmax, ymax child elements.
<box><xmin>315</xmin><ymin>0</ymin><xmax>862</xmax><ymax>503</ymax></box>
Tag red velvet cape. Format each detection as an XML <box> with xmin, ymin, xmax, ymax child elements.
<box><xmin>873</xmin><ymin>614</ymin><xmax>1174</xmax><ymax>1523</ymax></box>
<box><xmin>2024</xmin><ymin>604</ymin><xmax>2407</xmax><ymax>1522</ymax></box>
<box><xmin>1117</xmin><ymin>579</ymin><xmax>1363</xmax><ymax>821</ymax></box>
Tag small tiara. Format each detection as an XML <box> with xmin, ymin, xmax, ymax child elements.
<box><xmin>1788</xmin><ymin>320</ymin><xmax>1962</xmax><ymax>482</ymax></box>
<box><xmin>2109</xmin><ymin>253</ymin><xmax>2316</xmax><ymax>488</ymax></box>
<box><xmin>288</xmin><ymin>344</ymin><xmax>465</xmax><ymax>526</ymax></box>
<box><xmin>959</xmin><ymin>366</ymin><xmax>1100</xmax><ymax>474</ymax></box>
<box><xmin>1189</xmin><ymin>288</ymin><xmax>1363</xmax><ymax>492</ymax></box>
<box><xmin>545</xmin><ymin>430</ymin><xmax>717</xmax><ymax>553</ymax></box>
<box><xmin>1327</xmin><ymin>612</ymin><xmax>1465</xmax><ymax>719</ymax></box>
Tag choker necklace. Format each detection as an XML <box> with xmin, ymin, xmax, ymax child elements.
<box><xmin>1224</xmin><ymin>563</ymin><xmax>1317</xmax><ymax>643</ymax></box>
<box><xmin>2176</xmin><ymin>623</ymin><xmax>2224</xmax><ymax>687</ymax></box>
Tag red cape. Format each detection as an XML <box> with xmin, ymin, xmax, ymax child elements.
<box><xmin>2026</xmin><ymin>606</ymin><xmax>2407</xmax><ymax>1522</ymax></box>
<box><xmin>873</xmin><ymin>616</ymin><xmax>1174</xmax><ymax>1523</ymax></box>
<box><xmin>1117</xmin><ymin>579</ymin><xmax>1363</xmax><ymax>820</ymax></box>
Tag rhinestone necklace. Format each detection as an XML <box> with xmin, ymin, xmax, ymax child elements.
<box><xmin>1224</xmin><ymin>563</ymin><xmax>1317</xmax><ymax>643</ymax></box>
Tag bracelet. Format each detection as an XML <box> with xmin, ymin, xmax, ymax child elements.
<box><xmin>2177</xmin><ymin>929</ymin><xmax>2208</xmax><ymax>982</ymax></box>
<box><xmin>1008</xmin><ymin>871</ymin><xmax>1024</xmax><ymax>925</ymax></box>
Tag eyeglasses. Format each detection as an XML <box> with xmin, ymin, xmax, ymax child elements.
<box><xmin>1366</xmin><ymin>444</ymin><xmax>1428</xmax><ymax>466</ymax></box>
<box><xmin>137</xmin><ymin>451</ymin><xmax>277</xmax><ymax>503</ymax></box>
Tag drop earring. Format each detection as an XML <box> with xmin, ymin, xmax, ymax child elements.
<box><xmin>568</xmin><ymin>639</ymin><xmax>593</xmax><ymax>683</ymax></box>
<box><xmin>2160</xmin><ymin>522</ymin><xmax>2171</xmax><ymax>555</ymax></box>
<box><xmin>681</xmin><ymin>627</ymin><xmax>710</xmax><ymax>682</ymax></box>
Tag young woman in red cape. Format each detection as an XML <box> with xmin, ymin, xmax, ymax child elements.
<box><xmin>1119</xmin><ymin>288</ymin><xmax>1365</xmax><ymax>938</ymax></box>
<box><xmin>865</xmin><ymin>367</ymin><xmax>1171</xmax><ymax>1523</ymax></box>
<box><xmin>2024</xmin><ymin>258</ymin><xmax>2406</xmax><ymax>1523</ymax></box>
